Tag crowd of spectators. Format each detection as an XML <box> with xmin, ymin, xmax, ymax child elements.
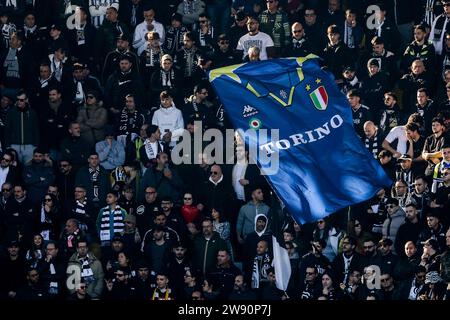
<box><xmin>0</xmin><ymin>0</ymin><xmax>449</xmax><ymax>301</ymax></box>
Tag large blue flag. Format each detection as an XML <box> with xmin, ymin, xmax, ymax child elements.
<box><xmin>209</xmin><ymin>55</ymin><xmax>392</xmax><ymax>224</ymax></box>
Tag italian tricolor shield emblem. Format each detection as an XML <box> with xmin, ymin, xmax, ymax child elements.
<box><xmin>309</xmin><ymin>86</ymin><xmax>328</xmax><ymax>111</ymax></box>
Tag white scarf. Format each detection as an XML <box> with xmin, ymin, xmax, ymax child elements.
<box><xmin>431</xmin><ymin>15</ymin><xmax>449</xmax><ymax>55</ymax></box>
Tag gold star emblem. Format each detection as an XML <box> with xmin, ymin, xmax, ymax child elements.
<box><xmin>305</xmin><ymin>84</ymin><xmax>311</xmax><ymax>91</ymax></box>
<box><xmin>315</xmin><ymin>78</ymin><xmax>322</xmax><ymax>84</ymax></box>
<box><xmin>209</xmin><ymin>63</ymin><xmax>244</xmax><ymax>83</ymax></box>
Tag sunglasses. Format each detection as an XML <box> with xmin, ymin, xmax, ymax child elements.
<box><xmin>44</xmin><ymin>198</ymin><xmax>52</xmax><ymax>202</ymax></box>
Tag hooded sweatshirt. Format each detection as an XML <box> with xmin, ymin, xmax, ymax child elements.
<box><xmin>151</xmin><ymin>103</ymin><xmax>184</xmax><ymax>143</ymax></box>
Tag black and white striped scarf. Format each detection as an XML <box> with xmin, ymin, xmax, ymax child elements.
<box><xmin>365</xmin><ymin>133</ymin><xmax>380</xmax><ymax>159</ymax></box>
<box><xmin>79</xmin><ymin>256</ymin><xmax>95</xmax><ymax>284</ymax></box>
<box><xmin>145</xmin><ymin>47</ymin><xmax>163</xmax><ymax>67</ymax></box>
<box><xmin>181</xmin><ymin>47</ymin><xmax>197</xmax><ymax>77</ymax></box>
<box><xmin>74</xmin><ymin>199</ymin><xmax>89</xmax><ymax>231</ymax></box>
<box><xmin>99</xmin><ymin>205</ymin><xmax>125</xmax><ymax>239</ymax></box>
<box><xmin>251</xmin><ymin>253</ymin><xmax>271</xmax><ymax>289</ymax></box>
<box><xmin>160</xmin><ymin>69</ymin><xmax>175</xmax><ymax>87</ymax></box>
<box><xmin>431</xmin><ymin>14</ymin><xmax>449</xmax><ymax>55</ymax></box>
<box><xmin>88</xmin><ymin>166</ymin><xmax>100</xmax><ymax>202</ymax></box>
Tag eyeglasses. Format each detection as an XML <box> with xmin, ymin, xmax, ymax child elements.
<box><xmin>184</xmin><ymin>197</ymin><xmax>192</xmax><ymax>200</ymax></box>
<box><xmin>199</xmin><ymin>20</ymin><xmax>208</xmax><ymax>24</ymax></box>
<box><xmin>293</xmin><ymin>29</ymin><xmax>303</xmax><ymax>33</ymax></box>
<box><xmin>2</xmin><ymin>188</ymin><xmax>11</xmax><ymax>192</ymax></box>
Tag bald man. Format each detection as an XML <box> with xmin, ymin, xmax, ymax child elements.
<box><xmin>284</xmin><ymin>22</ymin><xmax>311</xmax><ymax>57</ymax></box>
<box><xmin>363</xmin><ymin>121</ymin><xmax>383</xmax><ymax>159</ymax></box>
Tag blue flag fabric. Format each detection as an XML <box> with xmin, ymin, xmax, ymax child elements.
<box><xmin>209</xmin><ymin>55</ymin><xmax>392</xmax><ymax>224</ymax></box>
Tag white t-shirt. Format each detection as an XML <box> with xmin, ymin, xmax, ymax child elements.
<box><xmin>385</xmin><ymin>125</ymin><xmax>407</xmax><ymax>155</ymax></box>
<box><xmin>237</xmin><ymin>31</ymin><xmax>274</xmax><ymax>60</ymax></box>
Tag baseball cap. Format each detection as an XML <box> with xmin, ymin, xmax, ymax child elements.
<box><xmin>421</xmin><ymin>238</ymin><xmax>440</xmax><ymax>251</ymax></box>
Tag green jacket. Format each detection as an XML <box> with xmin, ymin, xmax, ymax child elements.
<box><xmin>67</xmin><ymin>252</ymin><xmax>104</xmax><ymax>299</ymax></box>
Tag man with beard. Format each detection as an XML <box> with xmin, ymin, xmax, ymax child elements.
<box><xmin>104</xmin><ymin>55</ymin><xmax>145</xmax><ymax>117</ymax></box>
<box><xmin>39</xmin><ymin>86</ymin><xmax>74</xmax><ymax>159</ymax></box>
<box><xmin>135</xmin><ymin>186</ymin><xmax>160</xmax><ymax>235</ymax></box>
<box><xmin>102</xmin><ymin>33</ymin><xmax>139</xmax><ymax>84</ymax></box>
<box><xmin>167</xmin><ymin>242</ymin><xmax>193</xmax><ymax>299</ymax></box>
<box><xmin>363</xmin><ymin>121</ymin><xmax>384</xmax><ymax>159</ymax></box>
<box><xmin>395</xmin><ymin>204</ymin><xmax>423</xmax><ymax>257</ymax></box>
<box><xmin>402</xmin><ymin>24</ymin><xmax>436</xmax><ymax>74</ymax></box>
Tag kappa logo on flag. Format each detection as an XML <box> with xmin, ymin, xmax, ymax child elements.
<box><xmin>242</xmin><ymin>105</ymin><xmax>259</xmax><ymax>118</ymax></box>
<box><xmin>309</xmin><ymin>86</ymin><xmax>328</xmax><ymax>111</ymax></box>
